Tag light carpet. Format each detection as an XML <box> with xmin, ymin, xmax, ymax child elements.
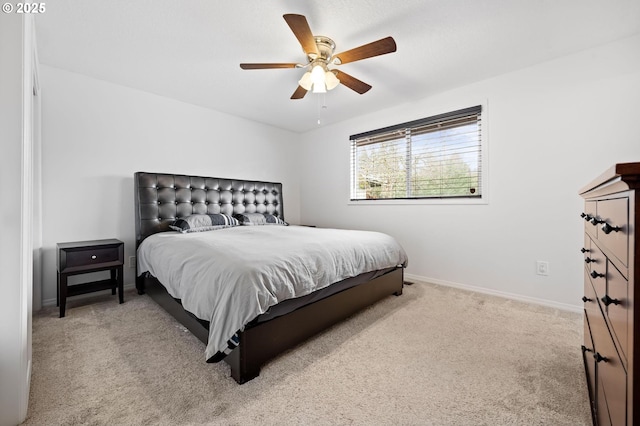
<box><xmin>23</xmin><ymin>281</ymin><xmax>591</xmax><ymax>425</ymax></box>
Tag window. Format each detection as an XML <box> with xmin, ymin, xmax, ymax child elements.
<box><xmin>350</xmin><ymin>105</ymin><xmax>483</xmax><ymax>201</ymax></box>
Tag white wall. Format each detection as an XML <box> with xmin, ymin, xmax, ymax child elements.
<box><xmin>0</xmin><ymin>14</ymin><xmax>37</xmax><ymax>426</ymax></box>
<box><xmin>299</xmin><ymin>34</ymin><xmax>640</xmax><ymax>310</ymax></box>
<box><xmin>38</xmin><ymin>34</ymin><xmax>640</xmax><ymax>312</ymax></box>
<box><xmin>40</xmin><ymin>66</ymin><xmax>300</xmax><ymax>304</ymax></box>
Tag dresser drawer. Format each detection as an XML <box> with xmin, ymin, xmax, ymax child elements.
<box><xmin>587</xmin><ymin>246</ymin><xmax>607</xmax><ymax>301</ymax></box>
<box><xmin>598</xmin><ymin>343</ymin><xmax>627</xmax><ymax>426</ymax></box>
<box><xmin>584</xmin><ymin>235</ymin><xmax>605</xmax><ymax>275</ymax></box>
<box><xmin>583</xmin><ymin>271</ymin><xmax>600</xmax><ymax>322</ymax></box>
<box><xmin>583</xmin><ymin>310</ymin><xmax>597</xmax><ymax>413</ymax></box>
<box><xmin>584</xmin><ymin>200</ymin><xmax>599</xmax><ymax>239</ymax></box>
<box><xmin>590</xmin><ymin>307</ymin><xmax>627</xmax><ymax>426</ymax></box>
<box><xmin>597</xmin><ymin>197</ymin><xmax>629</xmax><ymax>268</ymax></box>
<box><xmin>606</xmin><ymin>261</ymin><xmax>628</xmax><ymax>364</ymax></box>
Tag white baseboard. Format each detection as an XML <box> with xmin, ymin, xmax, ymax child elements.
<box><xmin>404</xmin><ymin>273</ymin><xmax>583</xmax><ymax>314</ymax></box>
<box><xmin>41</xmin><ymin>282</ymin><xmax>137</xmax><ymax>308</ymax></box>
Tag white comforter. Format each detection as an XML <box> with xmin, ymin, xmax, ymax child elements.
<box><xmin>137</xmin><ymin>225</ymin><xmax>408</xmax><ymax>361</ymax></box>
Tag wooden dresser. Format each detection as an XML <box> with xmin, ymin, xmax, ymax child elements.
<box><xmin>580</xmin><ymin>162</ymin><xmax>640</xmax><ymax>425</ymax></box>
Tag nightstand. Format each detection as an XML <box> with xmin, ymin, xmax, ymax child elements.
<box><xmin>57</xmin><ymin>239</ymin><xmax>124</xmax><ymax>318</ymax></box>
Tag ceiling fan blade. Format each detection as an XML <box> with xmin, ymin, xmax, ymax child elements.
<box><xmin>290</xmin><ymin>86</ymin><xmax>308</xmax><ymax>99</ymax></box>
<box><xmin>283</xmin><ymin>14</ymin><xmax>319</xmax><ymax>56</ymax></box>
<box><xmin>334</xmin><ymin>70</ymin><xmax>372</xmax><ymax>94</ymax></box>
<box><xmin>333</xmin><ymin>36</ymin><xmax>397</xmax><ymax>65</ymax></box>
<box><xmin>240</xmin><ymin>63</ymin><xmax>299</xmax><ymax>70</ymax></box>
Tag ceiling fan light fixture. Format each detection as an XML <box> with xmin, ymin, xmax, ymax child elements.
<box><xmin>312</xmin><ymin>83</ymin><xmax>327</xmax><ymax>93</ymax></box>
<box><xmin>298</xmin><ymin>71</ymin><xmax>313</xmax><ymax>90</ymax></box>
<box><xmin>325</xmin><ymin>70</ymin><xmax>340</xmax><ymax>90</ymax></box>
<box><xmin>310</xmin><ymin>64</ymin><xmax>327</xmax><ymax>93</ymax></box>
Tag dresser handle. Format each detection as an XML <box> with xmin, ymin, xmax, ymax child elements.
<box><xmin>601</xmin><ymin>295</ymin><xmax>621</xmax><ymax>306</ymax></box>
<box><xmin>581</xmin><ymin>213</ymin><xmax>593</xmax><ymax>221</ymax></box>
<box><xmin>590</xmin><ymin>217</ymin><xmax>604</xmax><ymax>226</ymax></box>
<box><xmin>91</xmin><ymin>255</ymin><xmax>97</xmax><ymax>260</ymax></box>
<box><xmin>601</xmin><ymin>223</ymin><xmax>621</xmax><ymax>234</ymax></box>
<box><xmin>584</xmin><ymin>257</ymin><xmax>594</xmax><ymax>264</ymax></box>
<box><xmin>580</xmin><ymin>248</ymin><xmax>590</xmax><ymax>253</ymax></box>
<box><xmin>590</xmin><ymin>270</ymin><xmax>604</xmax><ymax>279</ymax></box>
<box><xmin>581</xmin><ymin>296</ymin><xmax>592</xmax><ymax>303</ymax></box>
<box><xmin>594</xmin><ymin>352</ymin><xmax>608</xmax><ymax>363</ymax></box>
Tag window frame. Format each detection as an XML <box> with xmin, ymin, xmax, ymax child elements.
<box><xmin>348</xmin><ymin>102</ymin><xmax>489</xmax><ymax>205</ymax></box>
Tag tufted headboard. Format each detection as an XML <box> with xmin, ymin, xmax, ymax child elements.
<box><xmin>134</xmin><ymin>172</ymin><xmax>284</xmax><ymax>247</ymax></box>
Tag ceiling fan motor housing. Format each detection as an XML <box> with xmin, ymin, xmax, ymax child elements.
<box><xmin>308</xmin><ymin>36</ymin><xmax>336</xmax><ymax>63</ymax></box>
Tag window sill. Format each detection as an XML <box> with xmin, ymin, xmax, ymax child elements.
<box><xmin>348</xmin><ymin>197</ymin><xmax>488</xmax><ymax>206</ymax></box>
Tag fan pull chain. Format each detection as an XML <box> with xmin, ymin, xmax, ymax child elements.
<box><xmin>317</xmin><ymin>93</ymin><xmax>327</xmax><ymax>125</ymax></box>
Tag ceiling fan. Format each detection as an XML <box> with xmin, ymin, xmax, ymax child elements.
<box><xmin>240</xmin><ymin>14</ymin><xmax>397</xmax><ymax>100</ymax></box>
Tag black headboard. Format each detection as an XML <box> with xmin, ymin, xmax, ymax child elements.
<box><xmin>134</xmin><ymin>172</ymin><xmax>284</xmax><ymax>246</ymax></box>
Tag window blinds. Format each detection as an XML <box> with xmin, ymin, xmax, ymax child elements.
<box><xmin>350</xmin><ymin>105</ymin><xmax>482</xmax><ymax>200</ymax></box>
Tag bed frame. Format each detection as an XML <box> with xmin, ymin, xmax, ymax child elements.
<box><xmin>134</xmin><ymin>171</ymin><xmax>404</xmax><ymax>383</ymax></box>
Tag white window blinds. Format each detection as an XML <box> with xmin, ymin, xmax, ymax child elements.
<box><xmin>350</xmin><ymin>106</ymin><xmax>482</xmax><ymax>200</ymax></box>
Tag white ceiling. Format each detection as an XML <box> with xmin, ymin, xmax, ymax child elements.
<box><xmin>35</xmin><ymin>0</ymin><xmax>640</xmax><ymax>133</ymax></box>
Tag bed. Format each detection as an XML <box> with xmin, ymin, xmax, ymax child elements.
<box><xmin>134</xmin><ymin>171</ymin><xmax>407</xmax><ymax>383</ymax></box>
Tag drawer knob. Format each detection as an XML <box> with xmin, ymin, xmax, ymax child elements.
<box><xmin>584</xmin><ymin>257</ymin><xmax>594</xmax><ymax>264</ymax></box>
<box><xmin>580</xmin><ymin>248</ymin><xmax>590</xmax><ymax>253</ymax></box>
<box><xmin>590</xmin><ymin>217</ymin><xmax>604</xmax><ymax>226</ymax></box>
<box><xmin>581</xmin><ymin>296</ymin><xmax>592</xmax><ymax>303</ymax></box>
<box><xmin>601</xmin><ymin>295</ymin><xmax>621</xmax><ymax>306</ymax></box>
<box><xmin>593</xmin><ymin>352</ymin><xmax>608</xmax><ymax>363</ymax></box>
<box><xmin>581</xmin><ymin>213</ymin><xmax>593</xmax><ymax>221</ymax></box>
<box><xmin>590</xmin><ymin>270</ymin><xmax>604</xmax><ymax>279</ymax></box>
<box><xmin>601</xmin><ymin>223</ymin><xmax>621</xmax><ymax>234</ymax></box>
<box><xmin>91</xmin><ymin>255</ymin><xmax>97</xmax><ymax>260</ymax></box>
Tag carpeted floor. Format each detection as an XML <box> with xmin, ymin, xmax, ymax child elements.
<box><xmin>23</xmin><ymin>281</ymin><xmax>591</xmax><ymax>425</ymax></box>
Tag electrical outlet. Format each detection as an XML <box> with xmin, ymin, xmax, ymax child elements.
<box><xmin>536</xmin><ymin>261</ymin><xmax>549</xmax><ymax>276</ymax></box>
<box><xmin>128</xmin><ymin>256</ymin><xmax>136</xmax><ymax>268</ymax></box>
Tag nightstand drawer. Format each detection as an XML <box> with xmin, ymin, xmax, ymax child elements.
<box><xmin>58</xmin><ymin>239</ymin><xmax>124</xmax><ymax>273</ymax></box>
<box><xmin>65</xmin><ymin>246</ymin><xmax>120</xmax><ymax>268</ymax></box>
